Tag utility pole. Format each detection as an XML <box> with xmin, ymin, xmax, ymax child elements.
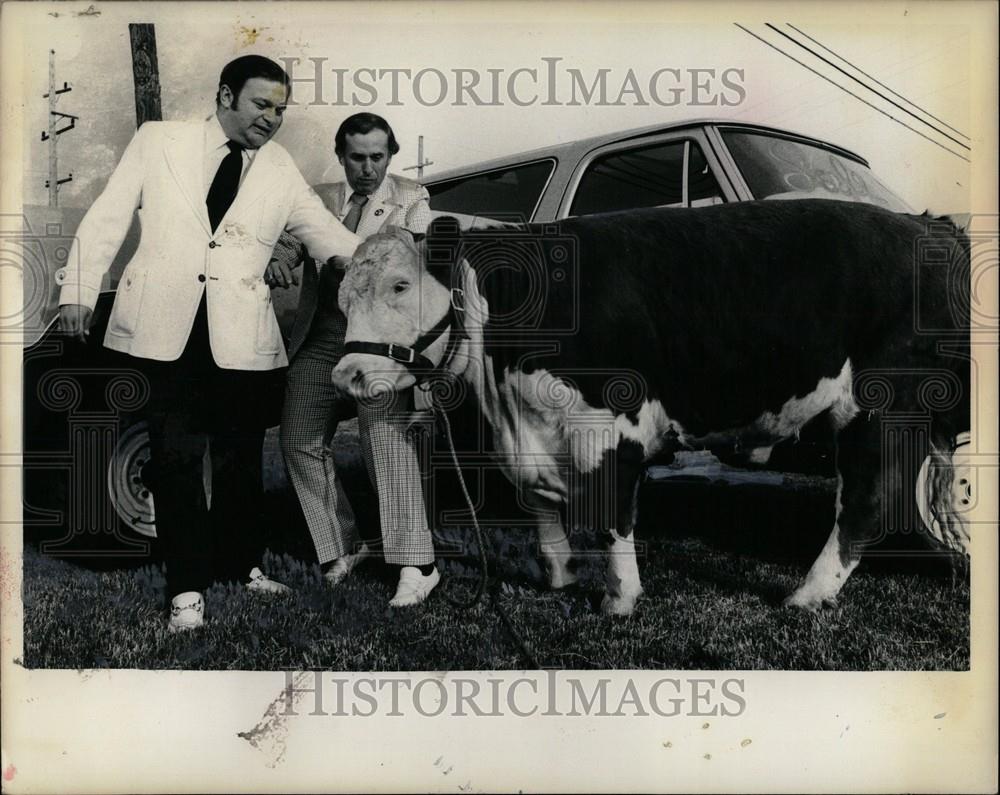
<box><xmin>41</xmin><ymin>49</ymin><xmax>76</xmax><ymax>207</ymax></box>
<box><xmin>128</xmin><ymin>23</ymin><xmax>162</xmax><ymax>126</ymax></box>
<box><xmin>403</xmin><ymin>135</ymin><xmax>434</xmax><ymax>181</ymax></box>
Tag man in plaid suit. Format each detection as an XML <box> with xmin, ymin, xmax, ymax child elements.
<box><xmin>268</xmin><ymin>113</ymin><xmax>438</xmax><ymax>606</ymax></box>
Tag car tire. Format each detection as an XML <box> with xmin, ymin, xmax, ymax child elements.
<box><xmin>107</xmin><ymin>420</ymin><xmax>216</xmax><ymax>539</ymax></box>
<box><xmin>915</xmin><ymin>431</ymin><xmax>973</xmax><ymax>555</ymax></box>
<box><xmin>107</xmin><ymin>419</ymin><xmax>157</xmax><ymax>538</ymax></box>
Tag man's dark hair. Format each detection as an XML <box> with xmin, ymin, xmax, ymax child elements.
<box><xmin>216</xmin><ymin>55</ymin><xmax>291</xmax><ymax>107</ymax></box>
<box><xmin>334</xmin><ymin>113</ymin><xmax>400</xmax><ymax>157</ymax></box>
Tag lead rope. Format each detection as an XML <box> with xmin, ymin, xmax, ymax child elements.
<box><xmin>426</xmin><ymin>386</ymin><xmax>540</xmax><ymax>669</ymax></box>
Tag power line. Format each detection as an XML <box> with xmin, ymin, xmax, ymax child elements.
<box><xmin>733</xmin><ymin>24</ymin><xmax>970</xmax><ymax>163</ymax></box>
<box><xmin>767</xmin><ymin>23</ymin><xmax>969</xmax><ymax>151</ymax></box>
<box><xmin>787</xmin><ymin>23</ymin><xmax>970</xmax><ymax>141</ymax></box>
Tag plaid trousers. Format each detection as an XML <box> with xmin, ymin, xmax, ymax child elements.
<box><xmin>280</xmin><ymin>355</ymin><xmax>435</xmax><ymax>566</ymax></box>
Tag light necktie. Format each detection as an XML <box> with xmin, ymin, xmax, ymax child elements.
<box><xmin>342</xmin><ymin>193</ymin><xmax>369</xmax><ymax>233</ymax></box>
<box><xmin>206</xmin><ymin>140</ymin><xmax>244</xmax><ymax>232</ymax></box>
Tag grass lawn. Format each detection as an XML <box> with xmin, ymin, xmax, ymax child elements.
<box><xmin>21</xmin><ymin>528</ymin><xmax>969</xmax><ymax>671</ymax></box>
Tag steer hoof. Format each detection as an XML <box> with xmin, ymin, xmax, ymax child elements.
<box><xmin>548</xmin><ymin>570</ymin><xmax>579</xmax><ymax>591</ymax></box>
<box><xmin>600</xmin><ymin>590</ymin><xmax>642</xmax><ymax>616</ymax></box>
<box><xmin>783</xmin><ymin>588</ymin><xmax>839</xmax><ymax>612</ymax></box>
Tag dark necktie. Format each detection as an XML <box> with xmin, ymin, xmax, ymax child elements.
<box><xmin>342</xmin><ymin>193</ymin><xmax>369</xmax><ymax>233</ymax></box>
<box><xmin>206</xmin><ymin>140</ymin><xmax>244</xmax><ymax>232</ymax></box>
<box><xmin>314</xmin><ymin>193</ymin><xmax>368</xmax><ymax>321</ymax></box>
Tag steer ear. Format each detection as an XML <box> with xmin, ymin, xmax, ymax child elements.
<box><xmin>424</xmin><ymin>216</ymin><xmax>463</xmax><ymax>285</ymax></box>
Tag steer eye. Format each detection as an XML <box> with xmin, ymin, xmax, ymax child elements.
<box><xmin>393</xmin><ymin>281</ymin><xmax>410</xmax><ymax>294</ymax></box>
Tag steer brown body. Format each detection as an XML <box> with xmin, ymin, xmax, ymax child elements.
<box><xmin>332</xmin><ymin>200</ymin><xmax>970</xmax><ymax>615</ymax></box>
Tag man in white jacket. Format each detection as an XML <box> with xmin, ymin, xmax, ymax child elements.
<box><xmin>58</xmin><ymin>55</ymin><xmax>360</xmax><ymax>632</ymax></box>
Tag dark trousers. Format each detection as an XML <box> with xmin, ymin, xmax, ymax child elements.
<box><xmin>145</xmin><ymin>298</ymin><xmax>274</xmax><ymax>596</ymax></box>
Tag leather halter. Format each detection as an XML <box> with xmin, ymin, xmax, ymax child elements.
<box><xmin>343</xmin><ymin>287</ymin><xmax>468</xmax><ymax>381</ymax></box>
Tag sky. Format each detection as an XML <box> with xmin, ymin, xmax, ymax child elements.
<box><xmin>9</xmin><ymin>1</ymin><xmax>985</xmax><ymax>215</ymax></box>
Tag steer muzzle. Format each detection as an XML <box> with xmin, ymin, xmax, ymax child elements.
<box><xmin>331</xmin><ymin>353</ymin><xmax>416</xmax><ymax>399</ymax></box>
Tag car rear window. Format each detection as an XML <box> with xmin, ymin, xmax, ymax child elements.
<box><xmin>722</xmin><ymin>130</ymin><xmax>912</xmax><ymax>212</ymax></box>
<box><xmin>426</xmin><ymin>160</ymin><xmax>554</xmax><ymax>224</ymax></box>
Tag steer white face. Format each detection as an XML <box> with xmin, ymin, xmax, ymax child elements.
<box><xmin>333</xmin><ymin>229</ymin><xmax>452</xmax><ymax>397</ymax></box>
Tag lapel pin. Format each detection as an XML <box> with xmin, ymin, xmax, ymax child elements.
<box><xmin>374</xmin><ymin>208</ymin><xmax>384</xmax><ymax>217</ymax></box>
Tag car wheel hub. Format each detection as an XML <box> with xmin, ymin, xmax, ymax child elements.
<box><xmin>915</xmin><ymin>431</ymin><xmax>973</xmax><ymax>554</ymax></box>
<box><xmin>107</xmin><ymin>421</ymin><xmax>157</xmax><ymax>538</ymax></box>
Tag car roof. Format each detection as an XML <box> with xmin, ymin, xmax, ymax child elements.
<box><xmin>422</xmin><ymin>119</ymin><xmax>870</xmax><ymax>184</ymax></box>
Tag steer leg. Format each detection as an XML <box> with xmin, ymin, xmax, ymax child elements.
<box><xmin>525</xmin><ymin>495</ymin><xmax>577</xmax><ymax>590</ymax></box>
<box><xmin>783</xmin><ymin>487</ymin><xmax>859</xmax><ymax>611</ymax></box>
<box><xmin>785</xmin><ymin>414</ymin><xmax>880</xmax><ymax>611</ymax></box>
<box><xmin>600</xmin><ymin>439</ymin><xmax>646</xmax><ymax>616</ymax></box>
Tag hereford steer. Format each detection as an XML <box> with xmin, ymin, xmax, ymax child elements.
<box><xmin>332</xmin><ymin>200</ymin><xmax>970</xmax><ymax>615</ymax></box>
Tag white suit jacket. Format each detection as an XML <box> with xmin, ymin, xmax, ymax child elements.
<box><xmin>279</xmin><ymin>173</ymin><xmax>432</xmax><ymax>358</ymax></box>
<box><xmin>57</xmin><ymin>119</ymin><xmax>360</xmax><ymax>370</ymax></box>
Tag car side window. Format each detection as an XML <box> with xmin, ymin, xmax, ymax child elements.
<box><xmin>427</xmin><ymin>160</ymin><xmax>555</xmax><ymax>224</ymax></box>
<box><xmin>686</xmin><ymin>142</ymin><xmax>725</xmax><ymax>208</ymax></box>
<box><xmin>570</xmin><ymin>140</ymin><xmax>724</xmax><ymax>216</ymax></box>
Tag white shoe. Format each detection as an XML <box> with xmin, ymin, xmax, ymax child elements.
<box><xmin>168</xmin><ymin>591</ymin><xmax>204</xmax><ymax>633</ymax></box>
<box><xmin>323</xmin><ymin>544</ymin><xmax>371</xmax><ymax>586</ymax></box>
<box><xmin>246</xmin><ymin>567</ymin><xmax>292</xmax><ymax>595</ymax></box>
<box><xmin>389</xmin><ymin>566</ymin><xmax>440</xmax><ymax>607</ymax></box>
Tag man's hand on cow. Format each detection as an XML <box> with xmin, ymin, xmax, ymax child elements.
<box><xmin>265</xmin><ymin>256</ymin><xmax>299</xmax><ymax>289</ymax></box>
<box><xmin>59</xmin><ymin>304</ymin><xmax>93</xmax><ymax>342</ymax></box>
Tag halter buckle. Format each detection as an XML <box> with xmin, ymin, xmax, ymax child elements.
<box><xmin>387</xmin><ymin>343</ymin><xmax>416</xmax><ymax>364</ymax></box>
